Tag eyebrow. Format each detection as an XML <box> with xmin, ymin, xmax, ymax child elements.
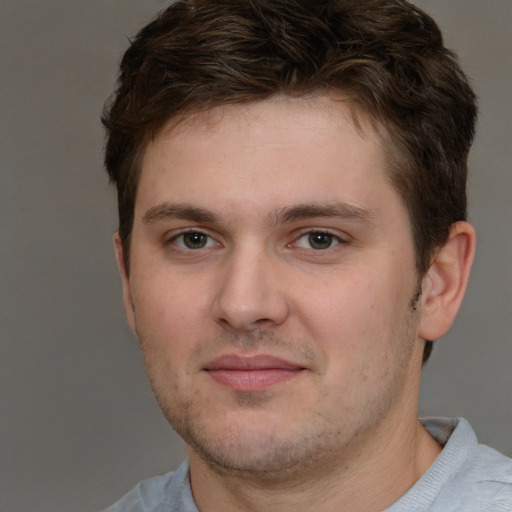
<box><xmin>142</xmin><ymin>203</ymin><xmax>218</xmax><ymax>224</ymax></box>
<box><xmin>271</xmin><ymin>202</ymin><xmax>374</xmax><ymax>226</ymax></box>
<box><xmin>142</xmin><ymin>201</ymin><xmax>374</xmax><ymax>227</ymax></box>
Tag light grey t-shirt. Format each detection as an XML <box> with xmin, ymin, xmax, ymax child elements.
<box><xmin>103</xmin><ymin>418</ymin><xmax>512</xmax><ymax>511</ymax></box>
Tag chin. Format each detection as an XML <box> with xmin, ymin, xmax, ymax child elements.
<box><xmin>168</xmin><ymin>405</ymin><xmax>345</xmax><ymax>479</ymax></box>
<box><xmin>188</xmin><ymin>432</ymin><xmax>316</xmax><ymax>478</ymax></box>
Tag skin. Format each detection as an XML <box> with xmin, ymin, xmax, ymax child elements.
<box><xmin>115</xmin><ymin>96</ymin><xmax>476</xmax><ymax>512</ymax></box>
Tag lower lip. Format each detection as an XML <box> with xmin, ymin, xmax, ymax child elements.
<box><xmin>206</xmin><ymin>368</ymin><xmax>302</xmax><ymax>392</ymax></box>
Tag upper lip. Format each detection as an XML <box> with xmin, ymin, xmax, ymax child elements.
<box><xmin>203</xmin><ymin>354</ymin><xmax>305</xmax><ymax>371</ymax></box>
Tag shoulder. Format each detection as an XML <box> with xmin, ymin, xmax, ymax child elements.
<box><xmin>470</xmin><ymin>443</ymin><xmax>512</xmax><ymax>511</ymax></box>
<box><xmin>101</xmin><ymin>461</ymin><xmax>197</xmax><ymax>512</ymax></box>
<box><xmin>101</xmin><ymin>472</ymin><xmax>174</xmax><ymax>512</ymax></box>
<box><xmin>427</xmin><ymin>418</ymin><xmax>512</xmax><ymax>511</ymax></box>
<box><xmin>388</xmin><ymin>418</ymin><xmax>512</xmax><ymax>512</ymax></box>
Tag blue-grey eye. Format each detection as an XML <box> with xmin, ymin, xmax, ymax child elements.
<box><xmin>174</xmin><ymin>232</ymin><xmax>216</xmax><ymax>250</ymax></box>
<box><xmin>184</xmin><ymin>232</ymin><xmax>207</xmax><ymax>249</ymax></box>
<box><xmin>295</xmin><ymin>232</ymin><xmax>341</xmax><ymax>250</ymax></box>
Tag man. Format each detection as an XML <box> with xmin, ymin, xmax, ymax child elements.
<box><xmin>101</xmin><ymin>0</ymin><xmax>512</xmax><ymax>510</ymax></box>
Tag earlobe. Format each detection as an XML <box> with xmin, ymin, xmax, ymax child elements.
<box><xmin>114</xmin><ymin>233</ymin><xmax>137</xmax><ymax>335</ymax></box>
<box><xmin>418</xmin><ymin>221</ymin><xmax>476</xmax><ymax>341</ymax></box>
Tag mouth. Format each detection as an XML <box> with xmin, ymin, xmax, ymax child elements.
<box><xmin>203</xmin><ymin>354</ymin><xmax>306</xmax><ymax>392</ymax></box>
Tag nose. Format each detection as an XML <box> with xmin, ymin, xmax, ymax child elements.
<box><xmin>211</xmin><ymin>246</ymin><xmax>290</xmax><ymax>333</ymax></box>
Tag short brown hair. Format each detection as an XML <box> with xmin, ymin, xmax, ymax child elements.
<box><xmin>102</xmin><ymin>0</ymin><xmax>477</xmax><ymax>360</ymax></box>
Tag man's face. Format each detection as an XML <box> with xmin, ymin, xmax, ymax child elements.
<box><xmin>119</xmin><ymin>96</ymin><xmax>427</xmax><ymax>477</ymax></box>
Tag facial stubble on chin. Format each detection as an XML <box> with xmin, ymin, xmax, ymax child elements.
<box><xmin>135</xmin><ymin>281</ymin><xmax>424</xmax><ymax>479</ymax></box>
<box><xmin>142</xmin><ymin>332</ymin><xmax>326</xmax><ymax>476</ymax></box>
<box><xmin>137</xmin><ymin>330</ymin><xmax>341</xmax><ymax>478</ymax></box>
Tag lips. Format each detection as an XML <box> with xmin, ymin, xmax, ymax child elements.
<box><xmin>203</xmin><ymin>354</ymin><xmax>305</xmax><ymax>392</ymax></box>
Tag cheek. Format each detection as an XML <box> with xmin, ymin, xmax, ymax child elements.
<box><xmin>129</xmin><ymin>274</ymin><xmax>211</xmax><ymax>375</ymax></box>
<box><xmin>132</xmin><ymin>271</ymin><xmax>210</xmax><ymax>327</ymax></box>
<box><xmin>299</xmin><ymin>273</ymin><xmax>388</xmax><ymax>331</ymax></box>
<box><xmin>297</xmin><ymin>268</ymin><xmax>413</xmax><ymax>360</ymax></box>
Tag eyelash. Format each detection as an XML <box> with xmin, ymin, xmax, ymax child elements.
<box><xmin>292</xmin><ymin>231</ymin><xmax>346</xmax><ymax>251</ymax></box>
<box><xmin>163</xmin><ymin>229</ymin><xmax>348</xmax><ymax>253</ymax></box>
<box><xmin>165</xmin><ymin>229</ymin><xmax>219</xmax><ymax>251</ymax></box>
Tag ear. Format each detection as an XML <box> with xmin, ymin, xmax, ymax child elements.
<box><xmin>114</xmin><ymin>233</ymin><xmax>137</xmax><ymax>335</ymax></box>
<box><xmin>418</xmin><ymin>221</ymin><xmax>476</xmax><ymax>341</ymax></box>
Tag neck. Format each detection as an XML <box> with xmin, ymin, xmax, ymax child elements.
<box><xmin>188</xmin><ymin>410</ymin><xmax>441</xmax><ymax>512</ymax></box>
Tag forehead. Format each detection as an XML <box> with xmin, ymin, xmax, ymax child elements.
<box><xmin>159</xmin><ymin>94</ymin><xmax>383</xmax><ymax>148</ymax></box>
<box><xmin>136</xmin><ymin>95</ymin><xmax>398</xmax><ymax>220</ymax></box>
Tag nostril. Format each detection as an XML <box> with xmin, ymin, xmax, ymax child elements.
<box><xmin>254</xmin><ymin>318</ymin><xmax>272</xmax><ymax>325</ymax></box>
<box><xmin>217</xmin><ymin>316</ymin><xmax>275</xmax><ymax>332</ymax></box>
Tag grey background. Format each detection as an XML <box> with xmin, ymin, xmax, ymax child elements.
<box><xmin>1</xmin><ymin>1</ymin><xmax>510</xmax><ymax>511</ymax></box>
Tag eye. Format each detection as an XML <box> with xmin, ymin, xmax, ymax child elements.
<box><xmin>171</xmin><ymin>231</ymin><xmax>218</xmax><ymax>250</ymax></box>
<box><xmin>294</xmin><ymin>231</ymin><xmax>342</xmax><ymax>250</ymax></box>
